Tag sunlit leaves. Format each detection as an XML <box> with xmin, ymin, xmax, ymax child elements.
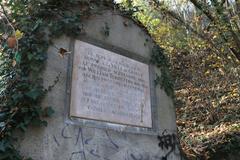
<box><xmin>119</xmin><ymin>0</ymin><xmax>240</xmax><ymax>159</ymax></box>
<box><xmin>15</xmin><ymin>30</ymin><xmax>23</xmax><ymax>40</ymax></box>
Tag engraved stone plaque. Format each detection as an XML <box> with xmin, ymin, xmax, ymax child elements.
<box><xmin>70</xmin><ymin>40</ymin><xmax>152</xmax><ymax>128</ymax></box>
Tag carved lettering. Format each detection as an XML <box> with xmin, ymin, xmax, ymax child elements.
<box><xmin>70</xmin><ymin>40</ymin><xmax>152</xmax><ymax>128</ymax></box>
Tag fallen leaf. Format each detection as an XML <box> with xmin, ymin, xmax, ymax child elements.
<box><xmin>12</xmin><ymin>60</ymin><xmax>16</xmax><ymax>67</ymax></box>
<box><xmin>7</xmin><ymin>36</ymin><xmax>17</xmax><ymax>48</ymax></box>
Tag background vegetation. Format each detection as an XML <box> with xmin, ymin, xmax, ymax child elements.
<box><xmin>119</xmin><ymin>0</ymin><xmax>240</xmax><ymax>159</ymax></box>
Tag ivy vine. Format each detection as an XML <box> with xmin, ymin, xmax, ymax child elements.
<box><xmin>151</xmin><ymin>45</ymin><xmax>174</xmax><ymax>98</ymax></box>
<box><xmin>0</xmin><ymin>0</ymin><xmax>108</xmax><ymax>159</ymax></box>
<box><xmin>118</xmin><ymin>0</ymin><xmax>175</xmax><ymax>98</ymax></box>
<box><xmin>0</xmin><ymin>1</ymin><xmax>174</xmax><ymax>159</ymax></box>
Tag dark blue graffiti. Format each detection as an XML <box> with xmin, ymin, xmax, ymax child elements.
<box><xmin>158</xmin><ymin>130</ymin><xmax>179</xmax><ymax>160</ymax></box>
<box><xmin>75</xmin><ymin>128</ymin><xmax>81</xmax><ymax>145</ymax></box>
<box><xmin>58</xmin><ymin>125</ymin><xmax>181</xmax><ymax>160</ymax></box>
<box><xmin>53</xmin><ymin>135</ymin><xmax>60</xmax><ymax>147</ymax></box>
<box><xmin>61</xmin><ymin>124</ymin><xmax>72</xmax><ymax>139</ymax></box>
<box><xmin>69</xmin><ymin>151</ymin><xmax>84</xmax><ymax>160</ymax></box>
<box><xmin>130</xmin><ymin>153</ymin><xmax>143</xmax><ymax>160</ymax></box>
<box><xmin>105</xmin><ymin>130</ymin><xmax>119</xmax><ymax>150</ymax></box>
<box><xmin>89</xmin><ymin>149</ymin><xmax>101</xmax><ymax>158</ymax></box>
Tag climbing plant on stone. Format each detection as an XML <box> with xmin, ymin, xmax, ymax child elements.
<box><xmin>0</xmin><ymin>0</ymin><xmax>92</xmax><ymax>159</ymax></box>
<box><xmin>0</xmin><ymin>1</ymin><xmax>173</xmax><ymax>159</ymax></box>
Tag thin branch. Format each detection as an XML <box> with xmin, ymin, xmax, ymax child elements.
<box><xmin>189</xmin><ymin>0</ymin><xmax>215</xmax><ymax>21</ymax></box>
<box><xmin>0</xmin><ymin>3</ymin><xmax>10</xmax><ymax>21</ymax></box>
<box><xmin>0</xmin><ymin>4</ymin><xmax>18</xmax><ymax>51</ymax></box>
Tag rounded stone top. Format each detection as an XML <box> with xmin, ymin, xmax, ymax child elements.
<box><xmin>70</xmin><ymin>1</ymin><xmax>157</xmax><ymax>59</ymax></box>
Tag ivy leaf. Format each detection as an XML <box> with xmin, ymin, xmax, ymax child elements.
<box><xmin>32</xmin><ymin>19</ymin><xmax>43</xmax><ymax>32</ymax></box>
<box><xmin>31</xmin><ymin>118</ymin><xmax>47</xmax><ymax>127</ymax></box>
<box><xmin>41</xmin><ymin>120</ymin><xmax>48</xmax><ymax>127</ymax></box>
<box><xmin>0</xmin><ymin>122</ymin><xmax>6</xmax><ymax>128</ymax></box>
<box><xmin>17</xmin><ymin>122</ymin><xmax>27</xmax><ymax>132</ymax></box>
<box><xmin>0</xmin><ymin>140</ymin><xmax>9</xmax><ymax>152</ymax></box>
<box><xmin>25</xmin><ymin>88</ymin><xmax>41</xmax><ymax>100</ymax></box>
<box><xmin>0</xmin><ymin>112</ymin><xmax>7</xmax><ymax>122</ymax></box>
<box><xmin>0</xmin><ymin>141</ymin><xmax>6</xmax><ymax>152</ymax></box>
<box><xmin>12</xmin><ymin>93</ymin><xmax>23</xmax><ymax>102</ymax></box>
<box><xmin>14</xmin><ymin>52</ymin><xmax>21</xmax><ymax>64</ymax></box>
<box><xmin>27</xmin><ymin>53</ymin><xmax>34</xmax><ymax>60</ymax></box>
<box><xmin>43</xmin><ymin>107</ymin><xmax>54</xmax><ymax>117</ymax></box>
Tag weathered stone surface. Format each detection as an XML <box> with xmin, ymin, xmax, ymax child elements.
<box><xmin>70</xmin><ymin>40</ymin><xmax>152</xmax><ymax>128</ymax></box>
<box><xmin>18</xmin><ymin>10</ymin><xmax>180</xmax><ymax>160</ymax></box>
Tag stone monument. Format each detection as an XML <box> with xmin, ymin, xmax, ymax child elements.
<box><xmin>70</xmin><ymin>40</ymin><xmax>152</xmax><ymax>128</ymax></box>
<box><xmin>18</xmin><ymin>5</ymin><xmax>180</xmax><ymax>160</ymax></box>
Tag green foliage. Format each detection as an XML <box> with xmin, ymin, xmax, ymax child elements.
<box><xmin>101</xmin><ymin>22</ymin><xmax>110</xmax><ymax>37</ymax></box>
<box><xmin>151</xmin><ymin>45</ymin><xmax>174</xmax><ymax>98</ymax></box>
<box><xmin>0</xmin><ymin>0</ymin><xmax>97</xmax><ymax>159</ymax></box>
<box><xmin>43</xmin><ymin>107</ymin><xmax>55</xmax><ymax>117</ymax></box>
<box><xmin>119</xmin><ymin>0</ymin><xmax>240</xmax><ymax>159</ymax></box>
<box><xmin>119</xmin><ymin>0</ymin><xmax>175</xmax><ymax>98</ymax></box>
